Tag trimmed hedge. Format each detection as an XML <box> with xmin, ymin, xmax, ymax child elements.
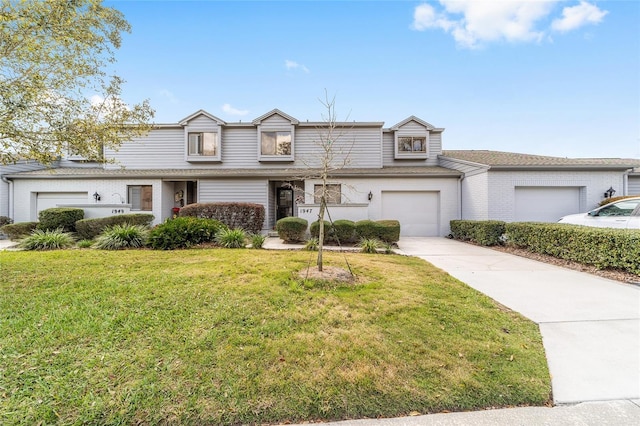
<box><xmin>355</xmin><ymin>220</ymin><xmax>401</xmax><ymax>244</ymax></box>
<box><xmin>275</xmin><ymin>217</ymin><xmax>308</xmax><ymax>243</ymax></box>
<box><xmin>179</xmin><ymin>202</ymin><xmax>265</xmax><ymax>234</ymax></box>
<box><xmin>0</xmin><ymin>216</ymin><xmax>13</xmax><ymax>227</ymax></box>
<box><xmin>38</xmin><ymin>207</ymin><xmax>84</xmax><ymax>232</ymax></box>
<box><xmin>148</xmin><ymin>217</ymin><xmax>227</xmax><ymax>250</ymax></box>
<box><xmin>1</xmin><ymin>222</ymin><xmax>38</xmax><ymax>240</ymax></box>
<box><xmin>333</xmin><ymin>219</ymin><xmax>356</xmax><ymax>244</ymax></box>
<box><xmin>310</xmin><ymin>220</ymin><xmax>335</xmax><ymax>242</ymax></box>
<box><xmin>505</xmin><ymin>222</ymin><xmax>640</xmax><ymax>275</ymax></box>
<box><xmin>450</xmin><ymin>220</ymin><xmax>506</xmax><ymax>246</ymax></box>
<box><xmin>75</xmin><ymin>214</ymin><xmax>155</xmax><ymax>240</ymax></box>
<box><xmin>376</xmin><ymin>220</ymin><xmax>401</xmax><ymax>244</ymax></box>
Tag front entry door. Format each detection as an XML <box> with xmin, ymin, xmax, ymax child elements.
<box><xmin>276</xmin><ymin>187</ymin><xmax>294</xmax><ymax>221</ymax></box>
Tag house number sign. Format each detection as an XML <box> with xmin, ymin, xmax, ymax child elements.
<box><xmin>299</xmin><ymin>208</ymin><xmax>314</xmax><ymax>214</ymax></box>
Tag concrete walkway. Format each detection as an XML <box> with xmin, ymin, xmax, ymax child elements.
<box><xmin>396</xmin><ymin>237</ymin><xmax>640</xmax><ymax>405</ymax></box>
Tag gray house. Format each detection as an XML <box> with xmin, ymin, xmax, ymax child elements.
<box><xmin>1</xmin><ymin>109</ymin><xmax>638</xmax><ymax>236</ymax></box>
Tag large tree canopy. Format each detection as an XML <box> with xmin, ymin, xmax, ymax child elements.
<box><xmin>0</xmin><ymin>0</ymin><xmax>154</xmax><ymax>165</ymax></box>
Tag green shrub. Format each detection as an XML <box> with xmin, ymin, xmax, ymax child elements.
<box><xmin>1</xmin><ymin>222</ymin><xmax>38</xmax><ymax>240</ymax></box>
<box><xmin>250</xmin><ymin>233</ymin><xmax>266</xmax><ymax>249</ymax></box>
<box><xmin>20</xmin><ymin>228</ymin><xmax>75</xmax><ymax>250</ymax></box>
<box><xmin>376</xmin><ymin>220</ymin><xmax>401</xmax><ymax>243</ymax></box>
<box><xmin>77</xmin><ymin>239</ymin><xmax>94</xmax><ymax>249</ymax></box>
<box><xmin>355</xmin><ymin>220</ymin><xmax>378</xmax><ymax>240</ymax></box>
<box><xmin>179</xmin><ymin>202</ymin><xmax>265</xmax><ymax>234</ymax></box>
<box><xmin>358</xmin><ymin>238</ymin><xmax>381</xmax><ymax>254</ymax></box>
<box><xmin>304</xmin><ymin>237</ymin><xmax>319</xmax><ymax>251</ymax></box>
<box><xmin>450</xmin><ymin>220</ymin><xmax>506</xmax><ymax>246</ymax></box>
<box><xmin>93</xmin><ymin>224</ymin><xmax>149</xmax><ymax>250</ymax></box>
<box><xmin>215</xmin><ymin>228</ymin><xmax>247</xmax><ymax>248</ymax></box>
<box><xmin>332</xmin><ymin>219</ymin><xmax>356</xmax><ymax>244</ymax></box>
<box><xmin>309</xmin><ymin>220</ymin><xmax>335</xmax><ymax>242</ymax></box>
<box><xmin>355</xmin><ymin>220</ymin><xmax>401</xmax><ymax>244</ymax></box>
<box><xmin>275</xmin><ymin>217</ymin><xmax>308</xmax><ymax>243</ymax></box>
<box><xmin>0</xmin><ymin>216</ymin><xmax>13</xmax><ymax>227</ymax></box>
<box><xmin>37</xmin><ymin>207</ymin><xmax>84</xmax><ymax>232</ymax></box>
<box><xmin>505</xmin><ymin>222</ymin><xmax>640</xmax><ymax>275</ymax></box>
<box><xmin>75</xmin><ymin>214</ymin><xmax>154</xmax><ymax>240</ymax></box>
<box><xmin>148</xmin><ymin>217</ymin><xmax>226</xmax><ymax>250</ymax></box>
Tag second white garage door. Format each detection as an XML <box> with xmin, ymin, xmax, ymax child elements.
<box><xmin>381</xmin><ymin>191</ymin><xmax>439</xmax><ymax>236</ymax></box>
<box><xmin>36</xmin><ymin>192</ymin><xmax>88</xmax><ymax>217</ymax></box>
<box><xmin>514</xmin><ymin>187</ymin><xmax>581</xmax><ymax>222</ymax></box>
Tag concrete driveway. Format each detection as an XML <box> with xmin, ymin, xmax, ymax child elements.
<box><xmin>396</xmin><ymin>237</ymin><xmax>640</xmax><ymax>405</ymax></box>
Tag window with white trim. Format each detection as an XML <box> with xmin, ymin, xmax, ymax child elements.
<box><xmin>258</xmin><ymin>130</ymin><xmax>294</xmax><ymax>161</ymax></box>
<box><xmin>398</xmin><ymin>137</ymin><xmax>426</xmax><ymax>153</ymax></box>
<box><xmin>314</xmin><ymin>184</ymin><xmax>341</xmax><ymax>204</ymax></box>
<box><xmin>128</xmin><ymin>185</ymin><xmax>152</xmax><ymax>211</ymax></box>
<box><xmin>394</xmin><ymin>134</ymin><xmax>429</xmax><ymax>159</ymax></box>
<box><xmin>188</xmin><ymin>132</ymin><xmax>218</xmax><ymax>157</ymax></box>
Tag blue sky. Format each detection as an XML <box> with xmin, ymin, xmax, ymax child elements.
<box><xmin>107</xmin><ymin>0</ymin><xmax>639</xmax><ymax>159</ymax></box>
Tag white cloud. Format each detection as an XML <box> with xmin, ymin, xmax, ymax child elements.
<box><xmin>285</xmin><ymin>59</ymin><xmax>310</xmax><ymax>73</ymax></box>
<box><xmin>412</xmin><ymin>1</ymin><xmax>608</xmax><ymax>49</ymax></box>
<box><xmin>222</xmin><ymin>103</ymin><xmax>249</xmax><ymax>116</ymax></box>
<box><xmin>551</xmin><ymin>1</ymin><xmax>608</xmax><ymax>33</ymax></box>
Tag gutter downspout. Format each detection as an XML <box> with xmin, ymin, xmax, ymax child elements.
<box><xmin>623</xmin><ymin>169</ymin><xmax>631</xmax><ymax>196</ymax></box>
<box><xmin>1</xmin><ymin>175</ymin><xmax>13</xmax><ymax>220</ymax></box>
<box><xmin>458</xmin><ymin>174</ymin><xmax>465</xmax><ymax>220</ymax></box>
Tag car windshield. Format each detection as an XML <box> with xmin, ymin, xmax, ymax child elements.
<box><xmin>598</xmin><ymin>199</ymin><xmax>640</xmax><ymax>217</ymax></box>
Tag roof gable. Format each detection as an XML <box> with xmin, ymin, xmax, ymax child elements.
<box><xmin>179</xmin><ymin>110</ymin><xmax>226</xmax><ymax>126</ymax></box>
<box><xmin>390</xmin><ymin>116</ymin><xmax>437</xmax><ymax>131</ymax></box>
<box><xmin>252</xmin><ymin>109</ymin><xmax>299</xmax><ymax>125</ymax></box>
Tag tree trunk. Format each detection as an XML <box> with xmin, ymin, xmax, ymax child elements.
<box><xmin>317</xmin><ymin>198</ymin><xmax>325</xmax><ymax>272</ymax></box>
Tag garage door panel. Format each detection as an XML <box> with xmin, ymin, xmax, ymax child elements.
<box><xmin>36</xmin><ymin>192</ymin><xmax>88</xmax><ymax>216</ymax></box>
<box><xmin>381</xmin><ymin>191</ymin><xmax>439</xmax><ymax>237</ymax></box>
<box><xmin>514</xmin><ymin>187</ymin><xmax>580</xmax><ymax>222</ymax></box>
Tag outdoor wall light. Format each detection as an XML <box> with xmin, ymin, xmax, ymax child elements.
<box><xmin>604</xmin><ymin>187</ymin><xmax>616</xmax><ymax>198</ymax></box>
<box><xmin>368</xmin><ymin>191</ymin><xmax>373</xmax><ymax>201</ymax></box>
<box><xmin>93</xmin><ymin>192</ymin><xmax>101</xmax><ymax>202</ymax></box>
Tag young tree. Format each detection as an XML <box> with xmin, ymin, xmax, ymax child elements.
<box><xmin>0</xmin><ymin>0</ymin><xmax>154</xmax><ymax>165</ymax></box>
<box><xmin>303</xmin><ymin>93</ymin><xmax>354</xmax><ymax>272</ymax></box>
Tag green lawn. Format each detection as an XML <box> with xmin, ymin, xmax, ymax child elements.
<box><xmin>0</xmin><ymin>249</ymin><xmax>551</xmax><ymax>425</ymax></box>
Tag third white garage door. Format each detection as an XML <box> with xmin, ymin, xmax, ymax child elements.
<box><xmin>381</xmin><ymin>191</ymin><xmax>439</xmax><ymax>236</ymax></box>
<box><xmin>514</xmin><ymin>187</ymin><xmax>581</xmax><ymax>222</ymax></box>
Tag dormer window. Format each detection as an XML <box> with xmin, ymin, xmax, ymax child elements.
<box><xmin>394</xmin><ymin>133</ymin><xmax>429</xmax><ymax>159</ymax></box>
<box><xmin>398</xmin><ymin>137</ymin><xmax>426</xmax><ymax>154</ymax></box>
<box><xmin>188</xmin><ymin>132</ymin><xmax>217</xmax><ymax>156</ymax></box>
<box><xmin>258</xmin><ymin>129</ymin><xmax>294</xmax><ymax>161</ymax></box>
<box><xmin>185</xmin><ymin>131</ymin><xmax>221</xmax><ymax>162</ymax></box>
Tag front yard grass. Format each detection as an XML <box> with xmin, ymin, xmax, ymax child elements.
<box><xmin>0</xmin><ymin>249</ymin><xmax>550</xmax><ymax>424</ymax></box>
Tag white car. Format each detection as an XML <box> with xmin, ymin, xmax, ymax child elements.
<box><xmin>558</xmin><ymin>197</ymin><xmax>640</xmax><ymax>229</ymax></box>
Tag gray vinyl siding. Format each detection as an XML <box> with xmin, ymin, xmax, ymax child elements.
<box><xmin>629</xmin><ymin>175</ymin><xmax>640</xmax><ymax>195</ymax></box>
<box><xmin>199</xmin><ymin>179</ymin><xmax>269</xmax><ymax>229</ymax></box>
<box><xmin>220</xmin><ymin>127</ymin><xmax>262</xmax><ymax>168</ymax></box>
<box><xmin>294</xmin><ymin>126</ymin><xmax>382</xmax><ymax>169</ymax></box>
<box><xmin>104</xmin><ymin>127</ymin><xmax>185</xmax><ymax>169</ymax></box>
<box><xmin>382</xmin><ymin>131</ymin><xmax>442</xmax><ymax>168</ymax></box>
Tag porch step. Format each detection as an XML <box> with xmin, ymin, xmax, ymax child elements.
<box><xmin>267</xmin><ymin>231</ymin><xmax>279</xmax><ymax>238</ymax></box>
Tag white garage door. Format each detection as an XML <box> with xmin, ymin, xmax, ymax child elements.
<box><xmin>514</xmin><ymin>187</ymin><xmax>581</xmax><ymax>222</ymax></box>
<box><xmin>36</xmin><ymin>192</ymin><xmax>88</xmax><ymax>216</ymax></box>
<box><xmin>381</xmin><ymin>191</ymin><xmax>439</xmax><ymax>236</ymax></box>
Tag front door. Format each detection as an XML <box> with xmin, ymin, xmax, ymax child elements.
<box><xmin>276</xmin><ymin>187</ymin><xmax>293</xmax><ymax>221</ymax></box>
